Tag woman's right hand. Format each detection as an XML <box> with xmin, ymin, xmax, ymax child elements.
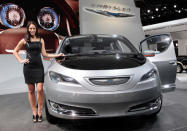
<box><xmin>20</xmin><ymin>59</ymin><xmax>30</xmax><ymax>64</ymax></box>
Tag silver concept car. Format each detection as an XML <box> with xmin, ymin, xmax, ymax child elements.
<box><xmin>44</xmin><ymin>34</ymin><xmax>177</xmax><ymax>123</ymax></box>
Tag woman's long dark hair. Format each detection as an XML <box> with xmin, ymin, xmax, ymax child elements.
<box><xmin>25</xmin><ymin>21</ymin><xmax>40</xmax><ymax>42</ymax></box>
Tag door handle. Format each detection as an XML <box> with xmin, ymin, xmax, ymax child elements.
<box><xmin>169</xmin><ymin>60</ymin><xmax>177</xmax><ymax>65</ymax></box>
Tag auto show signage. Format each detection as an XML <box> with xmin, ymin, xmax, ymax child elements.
<box><xmin>79</xmin><ymin>0</ymin><xmax>145</xmax><ymax>50</ymax></box>
<box><xmin>84</xmin><ymin>3</ymin><xmax>135</xmax><ymax>18</ymax></box>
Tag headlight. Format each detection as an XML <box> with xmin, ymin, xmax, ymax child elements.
<box><xmin>140</xmin><ymin>69</ymin><xmax>157</xmax><ymax>81</ymax></box>
<box><xmin>49</xmin><ymin>71</ymin><xmax>79</xmax><ymax>84</ymax></box>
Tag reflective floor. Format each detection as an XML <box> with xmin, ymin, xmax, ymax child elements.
<box><xmin>0</xmin><ymin>74</ymin><xmax>187</xmax><ymax>131</ymax></box>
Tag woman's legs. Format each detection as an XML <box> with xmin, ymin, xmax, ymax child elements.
<box><xmin>27</xmin><ymin>84</ymin><xmax>37</xmax><ymax>116</ymax></box>
<box><xmin>36</xmin><ymin>82</ymin><xmax>44</xmax><ymax>117</ymax></box>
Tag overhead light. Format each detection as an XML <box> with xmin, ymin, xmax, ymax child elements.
<box><xmin>178</xmin><ymin>10</ymin><xmax>181</xmax><ymax>13</ymax></box>
<box><xmin>174</xmin><ymin>4</ymin><xmax>177</xmax><ymax>8</ymax></box>
<box><xmin>151</xmin><ymin>16</ymin><xmax>154</xmax><ymax>19</ymax></box>
<box><xmin>147</xmin><ymin>9</ymin><xmax>150</xmax><ymax>13</ymax></box>
<box><xmin>155</xmin><ymin>8</ymin><xmax>159</xmax><ymax>11</ymax></box>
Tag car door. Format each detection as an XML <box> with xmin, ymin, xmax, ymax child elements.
<box><xmin>140</xmin><ymin>34</ymin><xmax>177</xmax><ymax>93</ymax></box>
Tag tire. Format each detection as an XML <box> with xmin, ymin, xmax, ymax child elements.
<box><xmin>177</xmin><ymin>64</ymin><xmax>183</xmax><ymax>73</ymax></box>
<box><xmin>45</xmin><ymin>100</ymin><xmax>58</xmax><ymax>124</ymax></box>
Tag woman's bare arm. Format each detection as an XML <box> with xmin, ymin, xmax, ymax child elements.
<box><xmin>41</xmin><ymin>38</ymin><xmax>63</xmax><ymax>58</ymax></box>
<box><xmin>13</xmin><ymin>39</ymin><xmax>29</xmax><ymax>64</ymax></box>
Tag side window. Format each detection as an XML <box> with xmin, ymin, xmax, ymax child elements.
<box><xmin>141</xmin><ymin>35</ymin><xmax>171</xmax><ymax>54</ymax></box>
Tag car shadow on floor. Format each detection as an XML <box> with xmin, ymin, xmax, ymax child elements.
<box><xmin>53</xmin><ymin>116</ymin><xmax>158</xmax><ymax>131</ymax></box>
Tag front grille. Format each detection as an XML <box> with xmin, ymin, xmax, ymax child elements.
<box><xmin>89</xmin><ymin>77</ymin><xmax>130</xmax><ymax>85</ymax></box>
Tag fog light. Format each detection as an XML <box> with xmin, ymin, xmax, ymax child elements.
<box><xmin>128</xmin><ymin>97</ymin><xmax>162</xmax><ymax>112</ymax></box>
<box><xmin>49</xmin><ymin>101</ymin><xmax>60</xmax><ymax>111</ymax></box>
<box><xmin>48</xmin><ymin>100</ymin><xmax>96</xmax><ymax>116</ymax></box>
<box><xmin>149</xmin><ymin>97</ymin><xmax>162</xmax><ymax>110</ymax></box>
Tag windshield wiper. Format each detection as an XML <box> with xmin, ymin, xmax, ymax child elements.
<box><xmin>64</xmin><ymin>53</ymin><xmax>96</xmax><ymax>56</ymax></box>
<box><xmin>60</xmin><ymin>50</ymin><xmax>136</xmax><ymax>58</ymax></box>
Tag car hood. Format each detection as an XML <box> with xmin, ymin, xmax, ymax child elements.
<box><xmin>56</xmin><ymin>54</ymin><xmax>146</xmax><ymax>70</ymax></box>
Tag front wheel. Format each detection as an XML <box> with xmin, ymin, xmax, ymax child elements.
<box><xmin>177</xmin><ymin>64</ymin><xmax>183</xmax><ymax>73</ymax></box>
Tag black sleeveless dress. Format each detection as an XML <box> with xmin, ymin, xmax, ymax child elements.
<box><xmin>23</xmin><ymin>41</ymin><xmax>44</xmax><ymax>84</ymax></box>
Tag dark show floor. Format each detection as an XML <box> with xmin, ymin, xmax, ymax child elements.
<box><xmin>1</xmin><ymin>79</ymin><xmax>187</xmax><ymax>131</ymax></box>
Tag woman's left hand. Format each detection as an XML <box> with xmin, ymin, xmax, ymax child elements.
<box><xmin>56</xmin><ymin>53</ymin><xmax>65</xmax><ymax>62</ymax></box>
<box><xmin>57</xmin><ymin>53</ymin><xmax>64</xmax><ymax>57</ymax></box>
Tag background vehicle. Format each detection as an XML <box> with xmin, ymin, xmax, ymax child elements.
<box><xmin>177</xmin><ymin>56</ymin><xmax>187</xmax><ymax>73</ymax></box>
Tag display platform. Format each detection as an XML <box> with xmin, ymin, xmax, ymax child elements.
<box><xmin>0</xmin><ymin>75</ymin><xmax>187</xmax><ymax>131</ymax></box>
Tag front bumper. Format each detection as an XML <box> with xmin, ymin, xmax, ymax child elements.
<box><xmin>44</xmin><ymin>78</ymin><xmax>162</xmax><ymax>119</ymax></box>
<box><xmin>46</xmin><ymin>96</ymin><xmax>162</xmax><ymax>119</ymax></box>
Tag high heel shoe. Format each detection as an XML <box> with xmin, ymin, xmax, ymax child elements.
<box><xmin>38</xmin><ymin>115</ymin><xmax>43</xmax><ymax>122</ymax></box>
<box><xmin>32</xmin><ymin>115</ymin><xmax>37</xmax><ymax>123</ymax></box>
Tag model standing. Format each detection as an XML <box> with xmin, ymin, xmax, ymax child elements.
<box><xmin>13</xmin><ymin>21</ymin><xmax>63</xmax><ymax>122</ymax></box>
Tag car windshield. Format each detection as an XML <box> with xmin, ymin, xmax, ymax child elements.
<box><xmin>60</xmin><ymin>35</ymin><xmax>138</xmax><ymax>55</ymax></box>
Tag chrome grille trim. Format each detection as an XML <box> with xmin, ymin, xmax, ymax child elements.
<box><xmin>89</xmin><ymin>77</ymin><xmax>130</xmax><ymax>85</ymax></box>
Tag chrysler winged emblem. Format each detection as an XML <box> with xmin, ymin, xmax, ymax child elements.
<box><xmin>85</xmin><ymin>8</ymin><xmax>135</xmax><ymax>18</ymax></box>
